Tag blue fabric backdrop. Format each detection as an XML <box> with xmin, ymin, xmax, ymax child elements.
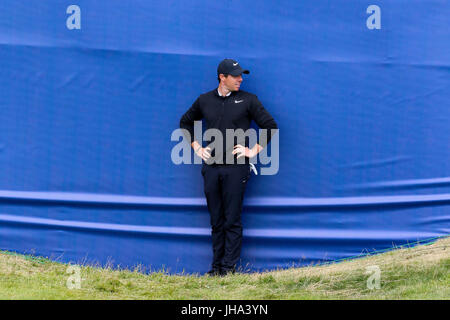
<box><xmin>0</xmin><ymin>0</ymin><xmax>448</xmax><ymax>274</ymax></box>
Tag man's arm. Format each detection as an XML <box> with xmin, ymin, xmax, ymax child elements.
<box><xmin>248</xmin><ymin>95</ymin><xmax>278</xmax><ymax>146</ymax></box>
<box><xmin>179</xmin><ymin>98</ymin><xmax>211</xmax><ymax>161</ymax></box>
<box><xmin>233</xmin><ymin>95</ymin><xmax>278</xmax><ymax>159</ymax></box>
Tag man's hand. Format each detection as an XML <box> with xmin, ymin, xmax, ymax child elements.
<box><xmin>196</xmin><ymin>147</ymin><xmax>212</xmax><ymax>161</ymax></box>
<box><xmin>232</xmin><ymin>144</ymin><xmax>259</xmax><ymax>159</ymax></box>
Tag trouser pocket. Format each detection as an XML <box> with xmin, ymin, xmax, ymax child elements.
<box><xmin>201</xmin><ymin>165</ymin><xmax>207</xmax><ymax>177</ymax></box>
<box><xmin>241</xmin><ymin>164</ymin><xmax>251</xmax><ymax>184</ymax></box>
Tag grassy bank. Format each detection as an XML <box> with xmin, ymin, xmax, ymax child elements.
<box><xmin>0</xmin><ymin>236</ymin><xmax>448</xmax><ymax>299</ymax></box>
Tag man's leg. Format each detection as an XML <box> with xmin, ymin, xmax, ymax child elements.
<box><xmin>220</xmin><ymin>164</ymin><xmax>250</xmax><ymax>272</ymax></box>
<box><xmin>202</xmin><ymin>165</ymin><xmax>225</xmax><ymax>271</ymax></box>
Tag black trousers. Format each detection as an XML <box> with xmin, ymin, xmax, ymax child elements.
<box><xmin>201</xmin><ymin>163</ymin><xmax>251</xmax><ymax>271</ymax></box>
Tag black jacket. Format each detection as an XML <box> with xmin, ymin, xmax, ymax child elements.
<box><xmin>180</xmin><ymin>88</ymin><xmax>278</xmax><ymax>164</ymax></box>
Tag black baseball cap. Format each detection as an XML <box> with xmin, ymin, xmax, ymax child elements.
<box><xmin>217</xmin><ymin>59</ymin><xmax>250</xmax><ymax>77</ymax></box>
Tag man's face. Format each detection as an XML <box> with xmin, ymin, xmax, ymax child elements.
<box><xmin>220</xmin><ymin>74</ymin><xmax>243</xmax><ymax>92</ymax></box>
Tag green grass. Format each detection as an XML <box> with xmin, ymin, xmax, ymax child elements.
<box><xmin>0</xmin><ymin>236</ymin><xmax>448</xmax><ymax>299</ymax></box>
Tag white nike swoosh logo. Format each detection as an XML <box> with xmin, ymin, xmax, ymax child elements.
<box><xmin>235</xmin><ymin>100</ymin><xmax>244</xmax><ymax>103</ymax></box>
<box><xmin>233</xmin><ymin>63</ymin><xmax>238</xmax><ymax>66</ymax></box>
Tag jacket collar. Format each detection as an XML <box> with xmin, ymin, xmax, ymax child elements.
<box><xmin>214</xmin><ymin>88</ymin><xmax>237</xmax><ymax>98</ymax></box>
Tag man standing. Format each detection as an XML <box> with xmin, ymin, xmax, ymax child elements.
<box><xmin>180</xmin><ymin>59</ymin><xmax>278</xmax><ymax>276</ymax></box>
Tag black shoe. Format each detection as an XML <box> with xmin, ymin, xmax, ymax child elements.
<box><xmin>206</xmin><ymin>269</ymin><xmax>221</xmax><ymax>276</ymax></box>
<box><xmin>219</xmin><ymin>268</ymin><xmax>236</xmax><ymax>276</ymax></box>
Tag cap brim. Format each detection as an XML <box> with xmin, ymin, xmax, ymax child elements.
<box><xmin>229</xmin><ymin>69</ymin><xmax>250</xmax><ymax>76</ymax></box>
